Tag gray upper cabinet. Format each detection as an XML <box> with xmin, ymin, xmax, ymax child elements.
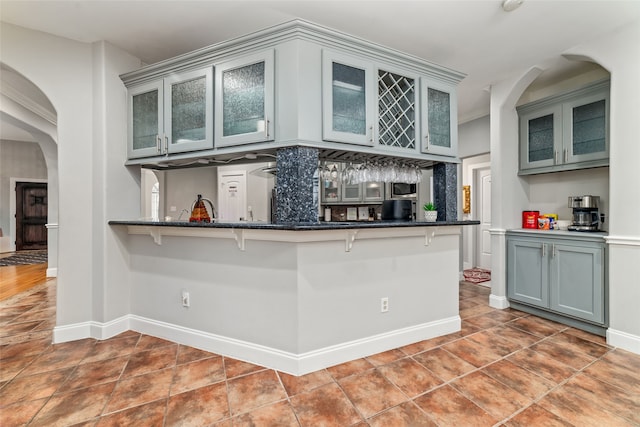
<box><xmin>164</xmin><ymin>68</ymin><xmax>214</xmax><ymax>154</ymax></box>
<box><xmin>420</xmin><ymin>79</ymin><xmax>457</xmax><ymax>157</ymax></box>
<box><xmin>322</xmin><ymin>50</ymin><xmax>376</xmax><ymax>146</ymax></box>
<box><xmin>506</xmin><ymin>231</ymin><xmax>606</xmax><ymax>328</ymax></box>
<box><xmin>215</xmin><ymin>50</ymin><xmax>275</xmax><ymax>147</ymax></box>
<box><xmin>127</xmin><ymin>67</ymin><xmax>213</xmax><ymax>159</ymax></box>
<box><xmin>122</xmin><ymin>21</ymin><xmax>465</xmax><ymax>165</ymax></box>
<box><xmin>518</xmin><ymin>79</ymin><xmax>609</xmax><ymax>175</ymax></box>
<box><xmin>128</xmin><ymin>80</ymin><xmax>163</xmax><ymax>159</ymax></box>
<box><xmin>519</xmin><ymin>104</ymin><xmax>563</xmax><ymax>170</ymax></box>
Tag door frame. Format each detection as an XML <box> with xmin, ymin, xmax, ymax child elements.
<box><xmin>461</xmin><ymin>154</ymin><xmax>490</xmax><ymax>271</ymax></box>
<box><xmin>9</xmin><ymin>177</ymin><xmax>47</xmax><ymax>253</ymax></box>
<box><xmin>474</xmin><ymin>166</ymin><xmax>492</xmax><ymax>269</ymax></box>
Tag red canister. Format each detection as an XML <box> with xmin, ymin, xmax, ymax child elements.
<box><xmin>522</xmin><ymin>211</ymin><xmax>540</xmax><ymax>229</ymax></box>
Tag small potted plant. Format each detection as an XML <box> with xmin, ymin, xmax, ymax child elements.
<box><xmin>423</xmin><ymin>203</ymin><xmax>438</xmax><ymax>222</ymax></box>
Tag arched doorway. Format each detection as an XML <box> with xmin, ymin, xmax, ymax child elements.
<box><xmin>0</xmin><ymin>62</ymin><xmax>59</xmax><ymax>281</ymax></box>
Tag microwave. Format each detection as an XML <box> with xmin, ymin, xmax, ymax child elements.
<box><xmin>388</xmin><ymin>182</ymin><xmax>417</xmax><ymax>199</ymax></box>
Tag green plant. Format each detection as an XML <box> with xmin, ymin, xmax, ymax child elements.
<box><xmin>423</xmin><ymin>202</ymin><xmax>436</xmax><ymax>211</ymax></box>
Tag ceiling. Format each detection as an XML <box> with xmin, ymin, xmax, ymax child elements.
<box><xmin>1</xmin><ymin>0</ymin><xmax>639</xmax><ymax>143</ymax></box>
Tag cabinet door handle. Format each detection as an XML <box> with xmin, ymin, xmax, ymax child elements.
<box><xmin>542</xmin><ymin>243</ymin><xmax>546</xmax><ymax>257</ymax></box>
<box><xmin>554</xmin><ymin>150</ymin><xmax>558</xmax><ymax>164</ymax></box>
<box><xmin>164</xmin><ymin>134</ymin><xmax>168</xmax><ymax>154</ymax></box>
<box><xmin>264</xmin><ymin>118</ymin><xmax>270</xmax><ymax>139</ymax></box>
<box><xmin>369</xmin><ymin>126</ymin><xmax>374</xmax><ymax>144</ymax></box>
<box><xmin>425</xmin><ymin>133</ymin><xmax>430</xmax><ymax>150</ymax></box>
<box><xmin>564</xmin><ymin>148</ymin><xmax>568</xmax><ymax>163</ymax></box>
<box><xmin>156</xmin><ymin>135</ymin><xmax>161</xmax><ymax>153</ymax></box>
<box><xmin>552</xmin><ymin>243</ymin><xmax>557</xmax><ymax>258</ymax></box>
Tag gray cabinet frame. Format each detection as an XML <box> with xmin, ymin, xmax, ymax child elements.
<box><xmin>506</xmin><ymin>231</ymin><xmax>607</xmax><ymax>331</ymax></box>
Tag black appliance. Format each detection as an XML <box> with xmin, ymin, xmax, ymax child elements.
<box><xmin>382</xmin><ymin>199</ymin><xmax>413</xmax><ymax>221</ymax></box>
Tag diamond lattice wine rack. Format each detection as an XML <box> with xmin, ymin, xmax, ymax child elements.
<box><xmin>378</xmin><ymin>70</ymin><xmax>416</xmax><ymax>149</ymax></box>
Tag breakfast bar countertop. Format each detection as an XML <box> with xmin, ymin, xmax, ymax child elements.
<box><xmin>109</xmin><ymin>219</ymin><xmax>480</xmax><ymax>230</ymax></box>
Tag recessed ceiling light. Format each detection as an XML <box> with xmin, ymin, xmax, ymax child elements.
<box><xmin>502</xmin><ymin>0</ymin><xmax>524</xmax><ymax>12</ymax></box>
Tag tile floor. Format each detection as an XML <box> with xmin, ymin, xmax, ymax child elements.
<box><xmin>1</xmin><ymin>279</ymin><xmax>639</xmax><ymax>426</ymax></box>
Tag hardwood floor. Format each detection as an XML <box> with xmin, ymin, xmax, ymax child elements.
<box><xmin>0</xmin><ymin>262</ymin><xmax>49</xmax><ymax>301</ymax></box>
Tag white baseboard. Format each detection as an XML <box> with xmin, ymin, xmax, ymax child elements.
<box><xmin>489</xmin><ymin>294</ymin><xmax>510</xmax><ymax>309</ymax></box>
<box><xmin>607</xmin><ymin>328</ymin><xmax>640</xmax><ymax>355</ymax></box>
<box><xmin>46</xmin><ymin>267</ymin><xmax>58</xmax><ymax>277</ymax></box>
<box><xmin>53</xmin><ymin>315</ymin><xmax>130</xmax><ymax>343</ymax></box>
<box><xmin>53</xmin><ymin>315</ymin><xmax>461</xmax><ymax>376</ymax></box>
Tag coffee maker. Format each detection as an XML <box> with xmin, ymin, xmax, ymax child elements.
<box><xmin>568</xmin><ymin>195</ymin><xmax>602</xmax><ymax>231</ymax></box>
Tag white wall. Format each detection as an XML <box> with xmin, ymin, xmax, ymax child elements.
<box><xmin>563</xmin><ymin>20</ymin><xmax>640</xmax><ymax>353</ymax></box>
<box><xmin>458</xmin><ymin>115</ymin><xmax>490</xmax><ymax>159</ymax></box>
<box><xmin>0</xmin><ymin>139</ymin><xmax>47</xmax><ymax>236</ymax></box>
<box><xmin>526</xmin><ymin>168</ymin><xmax>609</xmax><ymax>228</ymax></box>
<box><xmin>0</xmin><ymin>23</ymin><xmax>142</xmax><ymax>330</ymax></box>
<box><xmin>163</xmin><ymin>167</ymin><xmax>217</xmax><ymax>219</ymax></box>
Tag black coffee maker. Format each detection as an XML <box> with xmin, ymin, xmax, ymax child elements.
<box><xmin>568</xmin><ymin>195</ymin><xmax>602</xmax><ymax>231</ymax></box>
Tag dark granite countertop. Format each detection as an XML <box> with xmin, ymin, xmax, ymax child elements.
<box><xmin>109</xmin><ymin>220</ymin><xmax>479</xmax><ymax>231</ymax></box>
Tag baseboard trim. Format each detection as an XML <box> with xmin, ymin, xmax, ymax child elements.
<box><xmin>54</xmin><ymin>315</ymin><xmax>461</xmax><ymax>376</ymax></box>
<box><xmin>53</xmin><ymin>315</ymin><xmax>130</xmax><ymax>343</ymax></box>
<box><xmin>46</xmin><ymin>267</ymin><xmax>58</xmax><ymax>278</ymax></box>
<box><xmin>489</xmin><ymin>294</ymin><xmax>510</xmax><ymax>309</ymax></box>
<box><xmin>607</xmin><ymin>328</ymin><xmax>640</xmax><ymax>355</ymax></box>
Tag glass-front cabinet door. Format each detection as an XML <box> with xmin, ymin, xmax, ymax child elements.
<box><xmin>321</xmin><ymin>162</ymin><xmax>341</xmax><ymax>203</ymax></box>
<box><xmin>363</xmin><ymin>182</ymin><xmax>384</xmax><ymax>202</ymax></box>
<box><xmin>420</xmin><ymin>79</ymin><xmax>457</xmax><ymax>157</ymax></box>
<box><xmin>322</xmin><ymin>51</ymin><xmax>375</xmax><ymax>146</ymax></box>
<box><xmin>377</xmin><ymin>68</ymin><xmax>416</xmax><ymax>152</ymax></box>
<box><xmin>341</xmin><ymin>182</ymin><xmax>362</xmax><ymax>202</ymax></box>
<box><xmin>563</xmin><ymin>92</ymin><xmax>608</xmax><ymax>164</ymax></box>
<box><xmin>164</xmin><ymin>67</ymin><xmax>213</xmax><ymax>154</ymax></box>
<box><xmin>519</xmin><ymin>105</ymin><xmax>562</xmax><ymax>170</ymax></box>
<box><xmin>128</xmin><ymin>81</ymin><xmax>163</xmax><ymax>159</ymax></box>
<box><xmin>215</xmin><ymin>50</ymin><xmax>275</xmax><ymax>147</ymax></box>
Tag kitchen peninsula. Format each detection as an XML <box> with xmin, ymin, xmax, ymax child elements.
<box><xmin>110</xmin><ymin>20</ymin><xmax>476</xmax><ymax>375</ymax></box>
<box><xmin>110</xmin><ymin>219</ymin><xmax>477</xmax><ymax>375</ymax></box>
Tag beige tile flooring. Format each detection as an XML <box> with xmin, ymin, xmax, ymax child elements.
<box><xmin>1</xmin><ymin>278</ymin><xmax>639</xmax><ymax>426</ymax></box>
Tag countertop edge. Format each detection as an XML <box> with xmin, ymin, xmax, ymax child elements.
<box><xmin>109</xmin><ymin>220</ymin><xmax>479</xmax><ymax>231</ymax></box>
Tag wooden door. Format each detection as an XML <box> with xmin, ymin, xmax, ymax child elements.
<box><xmin>16</xmin><ymin>182</ymin><xmax>48</xmax><ymax>251</ymax></box>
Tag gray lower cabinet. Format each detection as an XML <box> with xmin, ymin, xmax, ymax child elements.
<box><xmin>507</xmin><ymin>231</ymin><xmax>606</xmax><ymax>329</ymax></box>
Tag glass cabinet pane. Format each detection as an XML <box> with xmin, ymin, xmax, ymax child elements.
<box><xmin>528</xmin><ymin>114</ymin><xmax>555</xmax><ymax>162</ymax></box>
<box><xmin>132</xmin><ymin>90</ymin><xmax>159</xmax><ymax>150</ymax></box>
<box><xmin>427</xmin><ymin>88</ymin><xmax>451</xmax><ymax>148</ymax></box>
<box><xmin>332</xmin><ymin>62</ymin><xmax>366</xmax><ymax>135</ymax></box>
<box><xmin>170</xmin><ymin>77</ymin><xmax>207</xmax><ymax>146</ymax></box>
<box><xmin>572</xmin><ymin>100</ymin><xmax>606</xmax><ymax>156</ymax></box>
<box><xmin>223</xmin><ymin>61</ymin><xmax>265</xmax><ymax>137</ymax></box>
<box><xmin>378</xmin><ymin>70</ymin><xmax>415</xmax><ymax>149</ymax></box>
<box><xmin>364</xmin><ymin>182</ymin><xmax>383</xmax><ymax>200</ymax></box>
<box><xmin>343</xmin><ymin>183</ymin><xmax>361</xmax><ymax>200</ymax></box>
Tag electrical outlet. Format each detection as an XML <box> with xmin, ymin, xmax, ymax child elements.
<box><xmin>181</xmin><ymin>290</ymin><xmax>190</xmax><ymax>308</ymax></box>
<box><xmin>381</xmin><ymin>297</ymin><xmax>389</xmax><ymax>313</ymax></box>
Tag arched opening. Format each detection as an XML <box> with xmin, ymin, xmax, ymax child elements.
<box><xmin>0</xmin><ymin>62</ymin><xmax>59</xmax><ymax>292</ymax></box>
